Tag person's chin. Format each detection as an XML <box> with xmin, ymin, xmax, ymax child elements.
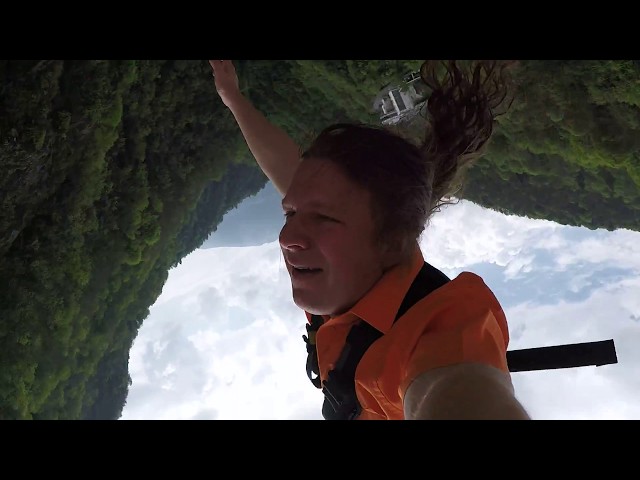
<box><xmin>292</xmin><ymin>291</ymin><xmax>328</xmax><ymax>316</ymax></box>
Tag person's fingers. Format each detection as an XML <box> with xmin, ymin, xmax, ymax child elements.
<box><xmin>209</xmin><ymin>60</ymin><xmax>227</xmax><ymax>72</ymax></box>
<box><xmin>208</xmin><ymin>59</ymin><xmax>220</xmax><ymax>77</ymax></box>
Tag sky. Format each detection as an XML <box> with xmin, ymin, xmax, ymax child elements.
<box><xmin>120</xmin><ymin>182</ymin><xmax>640</xmax><ymax>420</ymax></box>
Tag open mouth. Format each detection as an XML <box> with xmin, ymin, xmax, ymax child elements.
<box><xmin>292</xmin><ymin>267</ymin><xmax>323</xmax><ymax>274</ymax></box>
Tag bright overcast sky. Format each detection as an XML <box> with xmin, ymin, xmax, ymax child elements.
<box><xmin>120</xmin><ymin>182</ymin><xmax>640</xmax><ymax>420</ymax></box>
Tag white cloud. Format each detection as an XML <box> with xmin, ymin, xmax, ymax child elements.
<box><xmin>121</xmin><ymin>199</ymin><xmax>640</xmax><ymax>420</ymax></box>
<box><xmin>121</xmin><ymin>242</ymin><xmax>324</xmax><ymax>420</ymax></box>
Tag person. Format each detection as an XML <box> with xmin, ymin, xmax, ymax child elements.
<box><xmin>208</xmin><ymin>59</ymin><xmax>531</xmax><ymax>420</ymax></box>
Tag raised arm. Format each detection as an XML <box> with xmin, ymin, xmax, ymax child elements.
<box><xmin>208</xmin><ymin>60</ymin><xmax>301</xmax><ymax>197</ymax></box>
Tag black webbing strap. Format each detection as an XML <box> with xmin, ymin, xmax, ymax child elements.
<box><xmin>321</xmin><ymin>321</ymin><xmax>382</xmax><ymax>420</ymax></box>
<box><xmin>303</xmin><ymin>314</ymin><xmax>324</xmax><ymax>388</ymax></box>
<box><xmin>507</xmin><ymin>339</ymin><xmax>617</xmax><ymax>372</ymax></box>
<box><xmin>396</xmin><ymin>261</ymin><xmax>450</xmax><ymax>321</ymax></box>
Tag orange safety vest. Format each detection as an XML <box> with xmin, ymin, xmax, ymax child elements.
<box><xmin>304</xmin><ymin>253</ymin><xmax>618</xmax><ymax>420</ymax></box>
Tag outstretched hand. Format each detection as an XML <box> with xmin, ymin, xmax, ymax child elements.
<box><xmin>208</xmin><ymin>60</ymin><xmax>242</xmax><ymax>108</ymax></box>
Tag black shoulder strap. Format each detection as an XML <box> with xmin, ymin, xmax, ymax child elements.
<box><xmin>395</xmin><ymin>261</ymin><xmax>450</xmax><ymax>321</ymax></box>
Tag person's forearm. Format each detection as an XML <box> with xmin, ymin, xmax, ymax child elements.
<box><xmin>226</xmin><ymin>94</ymin><xmax>301</xmax><ymax>197</ymax></box>
<box><xmin>410</xmin><ymin>381</ymin><xmax>531</xmax><ymax>420</ymax></box>
<box><xmin>404</xmin><ymin>364</ymin><xmax>531</xmax><ymax>420</ymax></box>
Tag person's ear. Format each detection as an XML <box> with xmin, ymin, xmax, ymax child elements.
<box><xmin>379</xmin><ymin>232</ymin><xmax>410</xmax><ymax>270</ymax></box>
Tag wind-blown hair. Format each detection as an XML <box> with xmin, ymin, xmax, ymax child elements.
<box><xmin>302</xmin><ymin>60</ymin><xmax>515</xmax><ymax>260</ymax></box>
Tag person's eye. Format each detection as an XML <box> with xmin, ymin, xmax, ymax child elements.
<box><xmin>318</xmin><ymin>214</ymin><xmax>338</xmax><ymax>222</ymax></box>
<box><xmin>283</xmin><ymin>211</ymin><xmax>294</xmax><ymax>219</ymax></box>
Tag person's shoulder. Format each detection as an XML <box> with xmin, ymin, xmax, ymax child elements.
<box><xmin>451</xmin><ymin>270</ymin><xmax>489</xmax><ymax>286</ymax></box>
<box><xmin>432</xmin><ymin>270</ymin><xmax>497</xmax><ymax>299</ymax></box>
<box><xmin>422</xmin><ymin>270</ymin><xmax>507</xmax><ymax>323</ymax></box>
<box><xmin>448</xmin><ymin>271</ymin><xmax>501</xmax><ymax>300</ymax></box>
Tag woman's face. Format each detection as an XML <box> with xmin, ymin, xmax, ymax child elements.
<box><xmin>279</xmin><ymin>157</ymin><xmax>390</xmax><ymax>317</ymax></box>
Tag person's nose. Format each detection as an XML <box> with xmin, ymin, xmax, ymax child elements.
<box><xmin>279</xmin><ymin>216</ymin><xmax>311</xmax><ymax>252</ymax></box>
